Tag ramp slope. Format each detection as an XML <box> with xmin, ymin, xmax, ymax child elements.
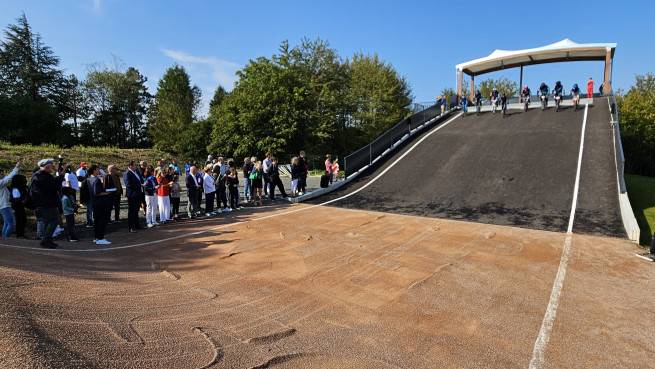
<box><xmin>318</xmin><ymin>102</ymin><xmax>624</xmax><ymax>237</ymax></box>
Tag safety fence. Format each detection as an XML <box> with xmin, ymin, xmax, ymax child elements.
<box><xmin>344</xmin><ymin>105</ymin><xmax>454</xmax><ymax>178</ymax></box>
<box><xmin>607</xmin><ymin>94</ymin><xmax>639</xmax><ymax>242</ymax></box>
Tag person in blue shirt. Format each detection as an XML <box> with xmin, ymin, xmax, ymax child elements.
<box><xmin>460</xmin><ymin>94</ymin><xmax>468</xmax><ymax>115</ymax></box>
<box><xmin>571</xmin><ymin>83</ymin><xmax>581</xmax><ymax>109</ymax></box>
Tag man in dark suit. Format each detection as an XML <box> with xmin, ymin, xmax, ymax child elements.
<box><xmin>123</xmin><ymin>161</ymin><xmax>143</xmax><ymax>232</ymax></box>
<box><xmin>186</xmin><ymin>165</ymin><xmax>200</xmax><ymax>218</ymax></box>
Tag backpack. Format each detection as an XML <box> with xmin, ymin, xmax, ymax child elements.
<box><xmin>249</xmin><ymin>170</ymin><xmax>260</xmax><ymax>180</ymax></box>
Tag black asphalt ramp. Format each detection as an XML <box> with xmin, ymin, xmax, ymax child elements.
<box><xmin>316</xmin><ymin>103</ymin><xmax>624</xmax><ymax>237</ymax></box>
<box><xmin>573</xmin><ymin>99</ymin><xmax>625</xmax><ymax>237</ymax></box>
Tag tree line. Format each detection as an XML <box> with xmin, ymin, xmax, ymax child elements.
<box><xmin>617</xmin><ymin>73</ymin><xmax>655</xmax><ymax>176</ymax></box>
<box><xmin>0</xmin><ymin>14</ymin><xmax>413</xmax><ymax>164</ymax></box>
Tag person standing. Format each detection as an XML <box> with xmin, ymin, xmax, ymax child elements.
<box><xmin>227</xmin><ymin>167</ymin><xmax>240</xmax><ymax>210</ymax></box>
<box><xmin>63</xmin><ymin>164</ymin><xmax>79</xmax><ymax>202</ymax></box>
<box><xmin>203</xmin><ymin>165</ymin><xmax>216</xmax><ymax>216</ymax></box>
<box><xmin>587</xmin><ymin>77</ymin><xmax>594</xmax><ymax>102</ymax></box>
<box><xmin>105</xmin><ymin>165</ymin><xmax>123</xmax><ymax>222</ymax></box>
<box><xmin>0</xmin><ymin>162</ymin><xmax>19</xmax><ymax>240</ymax></box>
<box><xmin>290</xmin><ymin>157</ymin><xmax>301</xmax><ymax>197</ymax></box>
<box><xmin>31</xmin><ymin>159</ymin><xmax>60</xmax><ymax>248</ymax></box>
<box><xmin>268</xmin><ymin>157</ymin><xmax>288</xmax><ymax>200</ymax></box>
<box><xmin>214</xmin><ymin>158</ymin><xmax>229</xmax><ymax>212</ymax></box>
<box><xmin>325</xmin><ymin>154</ymin><xmax>333</xmax><ymax>185</ymax></box>
<box><xmin>186</xmin><ymin>166</ymin><xmax>201</xmax><ymax>218</ymax></box>
<box><xmin>170</xmin><ymin>175</ymin><xmax>181</xmax><ymax>221</ymax></box>
<box><xmin>250</xmin><ymin>161</ymin><xmax>264</xmax><ymax>206</ymax></box>
<box><xmin>262</xmin><ymin>152</ymin><xmax>272</xmax><ymax>196</ymax></box>
<box><xmin>123</xmin><ymin>161</ymin><xmax>143</xmax><ymax>233</ymax></box>
<box><xmin>61</xmin><ymin>187</ymin><xmax>79</xmax><ymax>242</ymax></box>
<box><xmin>86</xmin><ymin>165</ymin><xmax>112</xmax><ymax>245</ymax></box>
<box><xmin>297</xmin><ymin>151</ymin><xmax>308</xmax><ymax>195</ymax></box>
<box><xmin>242</xmin><ymin>157</ymin><xmax>253</xmax><ymax>203</ymax></box>
<box><xmin>331</xmin><ymin>158</ymin><xmax>340</xmax><ymax>182</ymax></box>
<box><xmin>143</xmin><ymin>167</ymin><xmax>159</xmax><ymax>227</ymax></box>
<box><xmin>156</xmin><ymin>169</ymin><xmax>171</xmax><ymax>223</ymax></box>
<box><xmin>76</xmin><ymin>162</ymin><xmax>88</xmax><ymax>180</ymax></box>
<box><xmin>10</xmin><ymin>173</ymin><xmax>28</xmax><ymax>238</ymax></box>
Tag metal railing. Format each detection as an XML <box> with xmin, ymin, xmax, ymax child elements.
<box><xmin>344</xmin><ymin>105</ymin><xmax>454</xmax><ymax>178</ymax></box>
<box><xmin>608</xmin><ymin>94</ymin><xmax>626</xmax><ymax>193</ymax></box>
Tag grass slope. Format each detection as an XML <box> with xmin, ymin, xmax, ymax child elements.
<box><xmin>0</xmin><ymin>142</ymin><xmax>167</xmax><ymax>175</ymax></box>
<box><xmin>626</xmin><ymin>174</ymin><xmax>655</xmax><ymax>245</ymax></box>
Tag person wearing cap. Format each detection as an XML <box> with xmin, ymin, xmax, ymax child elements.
<box><xmin>0</xmin><ymin>162</ymin><xmax>20</xmax><ymax>240</ymax></box>
<box><xmin>76</xmin><ymin>162</ymin><xmax>88</xmax><ymax>179</ymax></box>
<box><xmin>31</xmin><ymin>159</ymin><xmax>60</xmax><ymax>248</ymax></box>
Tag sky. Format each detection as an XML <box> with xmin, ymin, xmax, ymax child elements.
<box><xmin>0</xmin><ymin>0</ymin><xmax>650</xmax><ymax>115</ymax></box>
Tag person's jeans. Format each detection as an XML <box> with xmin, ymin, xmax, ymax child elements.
<box><xmin>35</xmin><ymin>207</ymin><xmax>58</xmax><ymax>243</ymax></box>
<box><xmin>0</xmin><ymin>207</ymin><xmax>14</xmax><ymax>239</ymax></box>
<box><xmin>86</xmin><ymin>198</ymin><xmax>94</xmax><ymax>226</ymax></box>
<box><xmin>229</xmin><ymin>187</ymin><xmax>239</xmax><ymax>209</ymax></box>
<box><xmin>244</xmin><ymin>178</ymin><xmax>252</xmax><ymax>201</ymax></box>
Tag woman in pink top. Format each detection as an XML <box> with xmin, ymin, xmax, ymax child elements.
<box><xmin>325</xmin><ymin>154</ymin><xmax>333</xmax><ymax>184</ymax></box>
<box><xmin>331</xmin><ymin>158</ymin><xmax>340</xmax><ymax>182</ymax></box>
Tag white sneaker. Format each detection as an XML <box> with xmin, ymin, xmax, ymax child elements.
<box><xmin>153</xmin><ymin>222</ymin><xmax>160</xmax><ymax>226</ymax></box>
<box><xmin>95</xmin><ymin>239</ymin><xmax>111</xmax><ymax>245</ymax></box>
<box><xmin>216</xmin><ymin>208</ymin><xmax>223</xmax><ymax>214</ymax></box>
<box><xmin>225</xmin><ymin>208</ymin><xmax>232</xmax><ymax>212</ymax></box>
<box><xmin>147</xmin><ymin>223</ymin><xmax>154</xmax><ymax>228</ymax></box>
<box><xmin>206</xmin><ymin>213</ymin><xmax>213</xmax><ymax>217</ymax></box>
<box><xmin>53</xmin><ymin>226</ymin><xmax>65</xmax><ymax>237</ymax></box>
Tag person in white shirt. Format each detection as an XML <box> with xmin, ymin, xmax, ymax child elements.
<box><xmin>76</xmin><ymin>162</ymin><xmax>88</xmax><ymax>178</ymax></box>
<box><xmin>57</xmin><ymin>165</ymin><xmax>80</xmax><ymax>210</ymax></box>
<box><xmin>203</xmin><ymin>165</ymin><xmax>217</xmax><ymax>216</ymax></box>
<box><xmin>262</xmin><ymin>152</ymin><xmax>272</xmax><ymax>196</ymax></box>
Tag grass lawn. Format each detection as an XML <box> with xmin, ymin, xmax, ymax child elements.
<box><xmin>0</xmin><ymin>142</ymin><xmax>167</xmax><ymax>176</ymax></box>
<box><xmin>626</xmin><ymin>174</ymin><xmax>655</xmax><ymax>245</ymax></box>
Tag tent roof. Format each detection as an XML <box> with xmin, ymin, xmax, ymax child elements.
<box><xmin>455</xmin><ymin>39</ymin><xmax>617</xmax><ymax>76</ymax></box>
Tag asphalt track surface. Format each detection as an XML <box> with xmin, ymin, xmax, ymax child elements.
<box><xmin>315</xmin><ymin>99</ymin><xmax>625</xmax><ymax>237</ymax></box>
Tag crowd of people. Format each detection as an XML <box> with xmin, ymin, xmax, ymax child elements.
<box><xmin>0</xmin><ymin>150</ymin><xmax>341</xmax><ymax>249</ymax></box>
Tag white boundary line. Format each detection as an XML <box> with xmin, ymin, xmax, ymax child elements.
<box><xmin>528</xmin><ymin>104</ymin><xmax>588</xmax><ymax>369</ymax></box>
<box><xmin>0</xmin><ymin>113</ymin><xmax>463</xmax><ymax>254</ymax></box>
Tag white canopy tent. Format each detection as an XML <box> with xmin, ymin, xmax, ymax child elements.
<box><xmin>455</xmin><ymin>39</ymin><xmax>617</xmax><ymax>101</ymax></box>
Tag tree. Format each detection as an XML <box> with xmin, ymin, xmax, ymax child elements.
<box><xmin>83</xmin><ymin>66</ymin><xmax>151</xmax><ymax>147</ymax></box>
<box><xmin>347</xmin><ymin>54</ymin><xmax>412</xmax><ymax>144</ymax></box>
<box><xmin>618</xmin><ymin>73</ymin><xmax>655</xmax><ymax>175</ymax></box>
<box><xmin>209</xmin><ymin>85</ymin><xmax>228</xmax><ymax>114</ymax></box>
<box><xmin>0</xmin><ymin>13</ymin><xmax>70</xmax><ymax>144</ymax></box>
<box><xmin>148</xmin><ymin>65</ymin><xmax>200</xmax><ymax>154</ymax></box>
<box><xmin>478</xmin><ymin>77</ymin><xmax>518</xmax><ymax>98</ymax></box>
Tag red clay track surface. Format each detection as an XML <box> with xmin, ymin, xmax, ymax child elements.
<box><xmin>0</xmin><ymin>204</ymin><xmax>652</xmax><ymax>368</ymax></box>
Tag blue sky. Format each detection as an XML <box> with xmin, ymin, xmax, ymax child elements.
<box><xmin>0</xmin><ymin>0</ymin><xmax>650</xmax><ymax>115</ymax></box>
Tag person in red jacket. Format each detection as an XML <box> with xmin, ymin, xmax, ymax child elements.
<box><xmin>587</xmin><ymin>77</ymin><xmax>594</xmax><ymax>101</ymax></box>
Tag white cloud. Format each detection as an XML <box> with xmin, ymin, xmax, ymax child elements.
<box><xmin>161</xmin><ymin>48</ymin><xmax>240</xmax><ymax>90</ymax></box>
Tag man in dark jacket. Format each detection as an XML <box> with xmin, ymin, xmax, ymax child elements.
<box><xmin>31</xmin><ymin>159</ymin><xmax>60</xmax><ymax>248</ymax></box>
<box><xmin>186</xmin><ymin>166</ymin><xmax>200</xmax><ymax>218</ymax></box>
<box><xmin>123</xmin><ymin>161</ymin><xmax>143</xmax><ymax>232</ymax></box>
